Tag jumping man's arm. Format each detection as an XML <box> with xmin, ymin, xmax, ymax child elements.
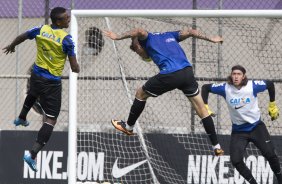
<box><xmin>3</xmin><ymin>32</ymin><xmax>29</xmax><ymax>54</ymax></box>
<box><xmin>179</xmin><ymin>29</ymin><xmax>223</xmax><ymax>43</ymax></box>
<box><xmin>104</xmin><ymin>28</ymin><xmax>148</xmax><ymax>40</ymax></box>
<box><xmin>69</xmin><ymin>56</ymin><xmax>80</xmax><ymax>73</ymax></box>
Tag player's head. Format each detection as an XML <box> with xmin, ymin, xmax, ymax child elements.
<box><xmin>130</xmin><ymin>37</ymin><xmax>150</xmax><ymax>60</ymax></box>
<box><xmin>227</xmin><ymin>65</ymin><xmax>248</xmax><ymax>87</ymax></box>
<box><xmin>50</xmin><ymin>7</ymin><xmax>70</xmax><ymax>28</ymax></box>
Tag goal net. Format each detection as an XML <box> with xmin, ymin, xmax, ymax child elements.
<box><xmin>70</xmin><ymin>10</ymin><xmax>282</xmax><ymax>184</ymax></box>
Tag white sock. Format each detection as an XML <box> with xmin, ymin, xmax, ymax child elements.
<box><xmin>213</xmin><ymin>143</ymin><xmax>221</xmax><ymax>150</ymax></box>
<box><xmin>127</xmin><ymin>125</ymin><xmax>134</xmax><ymax>131</ymax></box>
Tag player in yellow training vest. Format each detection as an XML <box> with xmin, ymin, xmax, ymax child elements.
<box><xmin>3</xmin><ymin>7</ymin><xmax>80</xmax><ymax>172</ymax></box>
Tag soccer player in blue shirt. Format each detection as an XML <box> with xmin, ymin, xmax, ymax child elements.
<box><xmin>201</xmin><ymin>65</ymin><xmax>281</xmax><ymax>184</ymax></box>
<box><xmin>104</xmin><ymin>28</ymin><xmax>224</xmax><ymax>156</ymax></box>
<box><xmin>3</xmin><ymin>7</ymin><xmax>80</xmax><ymax>172</ymax></box>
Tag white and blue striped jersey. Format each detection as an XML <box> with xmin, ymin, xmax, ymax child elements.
<box><xmin>210</xmin><ymin>80</ymin><xmax>267</xmax><ymax>132</ymax></box>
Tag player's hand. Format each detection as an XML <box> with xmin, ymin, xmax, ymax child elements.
<box><xmin>103</xmin><ymin>30</ymin><xmax>118</xmax><ymax>40</ymax></box>
<box><xmin>210</xmin><ymin>36</ymin><xmax>223</xmax><ymax>44</ymax></box>
<box><xmin>214</xmin><ymin>148</ymin><xmax>224</xmax><ymax>156</ymax></box>
<box><xmin>268</xmin><ymin>101</ymin><xmax>279</xmax><ymax>121</ymax></box>
<box><xmin>205</xmin><ymin>104</ymin><xmax>216</xmax><ymax>117</ymax></box>
<box><xmin>2</xmin><ymin>44</ymin><xmax>15</xmax><ymax>54</ymax></box>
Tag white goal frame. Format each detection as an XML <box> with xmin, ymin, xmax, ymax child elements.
<box><xmin>69</xmin><ymin>9</ymin><xmax>282</xmax><ymax>184</ymax></box>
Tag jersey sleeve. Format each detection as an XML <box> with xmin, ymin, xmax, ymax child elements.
<box><xmin>210</xmin><ymin>83</ymin><xmax>226</xmax><ymax>98</ymax></box>
<box><xmin>167</xmin><ymin>31</ymin><xmax>180</xmax><ymax>42</ymax></box>
<box><xmin>252</xmin><ymin>80</ymin><xmax>267</xmax><ymax>97</ymax></box>
<box><xmin>26</xmin><ymin>26</ymin><xmax>42</xmax><ymax>39</ymax></box>
<box><xmin>62</xmin><ymin>35</ymin><xmax>76</xmax><ymax>56</ymax></box>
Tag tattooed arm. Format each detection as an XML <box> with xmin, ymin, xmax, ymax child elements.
<box><xmin>179</xmin><ymin>29</ymin><xmax>223</xmax><ymax>43</ymax></box>
<box><xmin>103</xmin><ymin>28</ymin><xmax>148</xmax><ymax>41</ymax></box>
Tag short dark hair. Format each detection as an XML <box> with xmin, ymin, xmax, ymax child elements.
<box><xmin>50</xmin><ymin>7</ymin><xmax>66</xmax><ymax>24</ymax></box>
<box><xmin>231</xmin><ymin>65</ymin><xmax>246</xmax><ymax>74</ymax></box>
<box><xmin>227</xmin><ymin>65</ymin><xmax>248</xmax><ymax>86</ymax></box>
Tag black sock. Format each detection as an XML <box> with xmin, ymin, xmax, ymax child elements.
<box><xmin>233</xmin><ymin>161</ymin><xmax>257</xmax><ymax>184</ymax></box>
<box><xmin>30</xmin><ymin>123</ymin><xmax>54</xmax><ymax>159</ymax></box>
<box><xmin>127</xmin><ymin>98</ymin><xmax>146</xmax><ymax>126</ymax></box>
<box><xmin>276</xmin><ymin>172</ymin><xmax>282</xmax><ymax>184</ymax></box>
<box><xmin>201</xmin><ymin>115</ymin><xmax>218</xmax><ymax>146</ymax></box>
<box><xmin>248</xmin><ymin>178</ymin><xmax>258</xmax><ymax>184</ymax></box>
<box><xmin>19</xmin><ymin>94</ymin><xmax>37</xmax><ymax>120</ymax></box>
<box><xmin>267</xmin><ymin>155</ymin><xmax>282</xmax><ymax>184</ymax></box>
<box><xmin>30</xmin><ymin>142</ymin><xmax>44</xmax><ymax>159</ymax></box>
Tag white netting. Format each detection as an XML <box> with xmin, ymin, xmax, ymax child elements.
<box><xmin>73</xmin><ymin>15</ymin><xmax>282</xmax><ymax>184</ymax></box>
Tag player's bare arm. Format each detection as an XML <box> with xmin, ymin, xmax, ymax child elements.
<box><xmin>3</xmin><ymin>32</ymin><xmax>29</xmax><ymax>54</ymax></box>
<box><xmin>179</xmin><ymin>29</ymin><xmax>223</xmax><ymax>43</ymax></box>
<box><xmin>104</xmin><ymin>28</ymin><xmax>148</xmax><ymax>40</ymax></box>
<box><xmin>69</xmin><ymin>56</ymin><xmax>80</xmax><ymax>73</ymax></box>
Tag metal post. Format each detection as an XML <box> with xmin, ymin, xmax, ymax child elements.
<box><xmin>16</xmin><ymin>0</ymin><xmax>23</xmax><ymax>118</ymax></box>
<box><xmin>68</xmin><ymin>13</ymin><xmax>78</xmax><ymax>184</ymax></box>
<box><xmin>216</xmin><ymin>0</ymin><xmax>223</xmax><ymax>133</ymax></box>
<box><xmin>71</xmin><ymin>0</ymin><xmax>75</xmax><ymax>9</ymax></box>
<box><xmin>44</xmin><ymin>0</ymin><xmax>49</xmax><ymax>24</ymax></box>
<box><xmin>191</xmin><ymin>0</ymin><xmax>197</xmax><ymax>133</ymax></box>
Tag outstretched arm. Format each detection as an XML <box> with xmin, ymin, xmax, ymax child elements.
<box><xmin>201</xmin><ymin>84</ymin><xmax>212</xmax><ymax>104</ymax></box>
<box><xmin>266</xmin><ymin>80</ymin><xmax>279</xmax><ymax>121</ymax></box>
<box><xmin>201</xmin><ymin>84</ymin><xmax>215</xmax><ymax>116</ymax></box>
<box><xmin>3</xmin><ymin>32</ymin><xmax>29</xmax><ymax>54</ymax></box>
<box><xmin>103</xmin><ymin>28</ymin><xmax>148</xmax><ymax>41</ymax></box>
<box><xmin>179</xmin><ymin>29</ymin><xmax>223</xmax><ymax>43</ymax></box>
<box><xmin>266</xmin><ymin>80</ymin><xmax>275</xmax><ymax>102</ymax></box>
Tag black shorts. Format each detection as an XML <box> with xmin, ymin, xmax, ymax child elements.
<box><xmin>28</xmin><ymin>72</ymin><xmax>62</xmax><ymax>119</ymax></box>
<box><xmin>142</xmin><ymin>66</ymin><xmax>199</xmax><ymax>97</ymax></box>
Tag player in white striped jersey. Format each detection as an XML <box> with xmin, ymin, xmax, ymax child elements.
<box><xmin>201</xmin><ymin>65</ymin><xmax>281</xmax><ymax>184</ymax></box>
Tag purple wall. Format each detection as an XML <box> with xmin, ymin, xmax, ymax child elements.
<box><xmin>0</xmin><ymin>0</ymin><xmax>281</xmax><ymax>18</ymax></box>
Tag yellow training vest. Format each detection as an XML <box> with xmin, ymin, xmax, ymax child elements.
<box><xmin>35</xmin><ymin>25</ymin><xmax>68</xmax><ymax>76</ymax></box>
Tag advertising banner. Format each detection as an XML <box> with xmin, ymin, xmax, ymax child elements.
<box><xmin>0</xmin><ymin>131</ymin><xmax>281</xmax><ymax>184</ymax></box>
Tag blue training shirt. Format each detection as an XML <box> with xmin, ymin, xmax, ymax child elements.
<box><xmin>139</xmin><ymin>31</ymin><xmax>191</xmax><ymax>74</ymax></box>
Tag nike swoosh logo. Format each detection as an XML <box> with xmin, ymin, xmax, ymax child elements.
<box><xmin>265</xmin><ymin>140</ymin><xmax>271</xmax><ymax>143</ymax></box>
<box><xmin>235</xmin><ymin>105</ymin><xmax>246</xmax><ymax>110</ymax></box>
<box><xmin>112</xmin><ymin>158</ymin><xmax>147</xmax><ymax>178</ymax></box>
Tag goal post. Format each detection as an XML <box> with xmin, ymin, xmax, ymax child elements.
<box><xmin>70</xmin><ymin>9</ymin><xmax>282</xmax><ymax>17</ymax></box>
<box><xmin>69</xmin><ymin>10</ymin><xmax>282</xmax><ymax>184</ymax></box>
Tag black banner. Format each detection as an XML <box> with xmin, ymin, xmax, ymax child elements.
<box><xmin>0</xmin><ymin>131</ymin><xmax>281</xmax><ymax>184</ymax></box>
<box><xmin>0</xmin><ymin>131</ymin><xmax>68</xmax><ymax>184</ymax></box>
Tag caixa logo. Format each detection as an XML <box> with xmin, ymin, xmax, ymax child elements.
<box><xmin>230</xmin><ymin>97</ymin><xmax>251</xmax><ymax>105</ymax></box>
<box><xmin>187</xmin><ymin>155</ymin><xmax>273</xmax><ymax>184</ymax></box>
